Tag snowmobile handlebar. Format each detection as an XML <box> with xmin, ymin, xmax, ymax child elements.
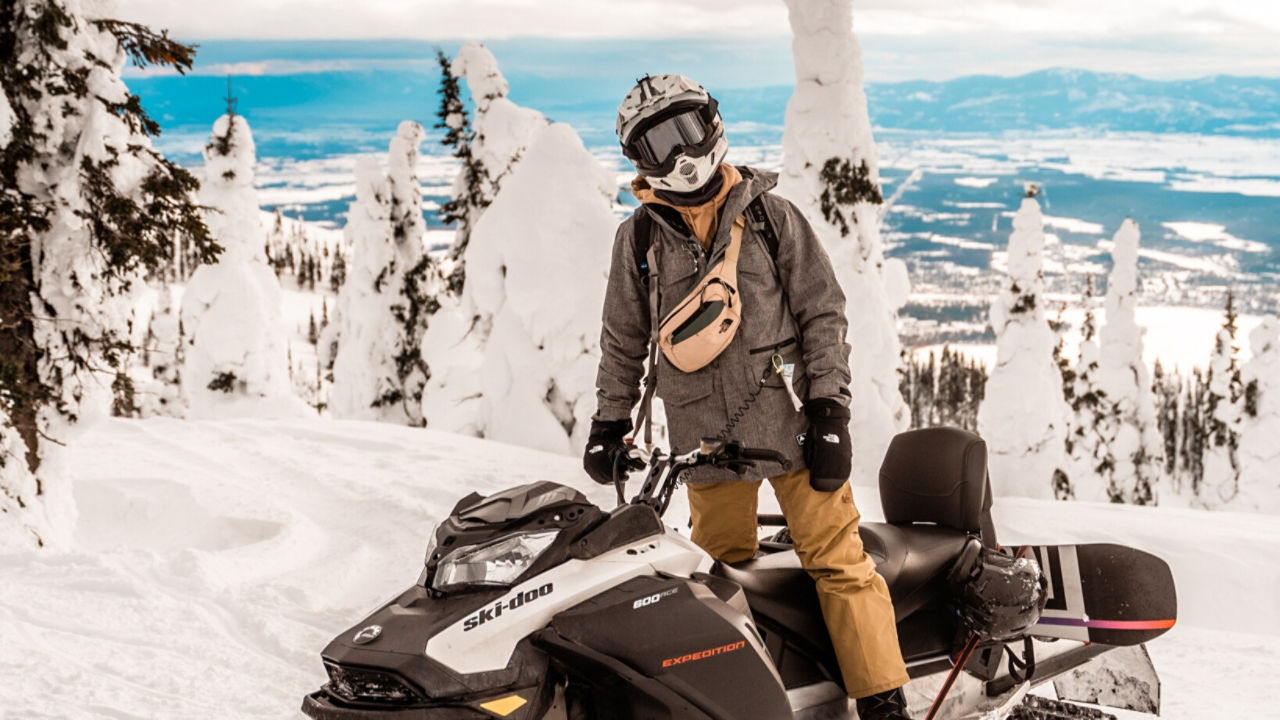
<box><xmin>621</xmin><ymin>438</ymin><xmax>791</xmax><ymax>516</ymax></box>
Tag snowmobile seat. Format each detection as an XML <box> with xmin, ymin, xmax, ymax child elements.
<box><xmin>879</xmin><ymin>427</ymin><xmax>997</xmax><ymax>547</ymax></box>
<box><xmin>716</xmin><ymin>522</ymin><xmax>969</xmax><ymax>626</ymax></box>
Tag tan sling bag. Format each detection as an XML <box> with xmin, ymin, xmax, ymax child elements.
<box><xmin>657</xmin><ymin>214</ymin><xmax>746</xmax><ymax>372</ymax></box>
<box><xmin>631</xmin><ymin>212</ymin><xmax>746</xmax><ymax>447</ymax></box>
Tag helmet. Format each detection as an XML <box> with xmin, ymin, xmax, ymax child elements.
<box><xmin>616</xmin><ymin>74</ymin><xmax>728</xmax><ymax>193</ymax></box>
<box><xmin>953</xmin><ymin>547</ymin><xmax>1048</xmax><ymax>641</ymax></box>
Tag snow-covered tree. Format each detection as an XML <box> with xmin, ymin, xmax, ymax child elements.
<box><xmin>327</xmin><ymin>121</ymin><xmax>435</xmax><ymax>425</ymax></box>
<box><xmin>1202</xmin><ymin>293</ymin><xmax>1244</xmax><ymax>507</ymax></box>
<box><xmin>140</xmin><ymin>285</ymin><xmax>185</xmax><ymax>417</ymax></box>
<box><xmin>776</xmin><ymin>0</ymin><xmax>910</xmax><ymax>481</ymax></box>
<box><xmin>1093</xmin><ymin>220</ymin><xmax>1163</xmax><ymax>503</ymax></box>
<box><xmin>1152</xmin><ymin>360</ymin><xmax>1182</xmax><ymax>490</ymax></box>
<box><xmin>1063</xmin><ymin>283</ymin><xmax>1105</xmax><ymax>501</ymax></box>
<box><xmin>421</xmin><ymin>122</ymin><xmax>614</xmax><ymax>454</ymax></box>
<box><xmin>1237</xmin><ymin>317</ymin><xmax>1280</xmax><ymax>512</ymax></box>
<box><xmin>977</xmin><ymin>189</ymin><xmax>1070</xmax><ymax>500</ymax></box>
<box><xmin>181</xmin><ymin>110</ymin><xmax>294</xmax><ymax>417</ymax></box>
<box><xmin>1</xmin><ymin>2</ymin><xmax>214</xmax><ymax>548</ymax></box>
<box><xmin>1064</xmin><ymin>223</ymin><xmax>1164</xmax><ymax>504</ymax></box>
<box><xmin>436</xmin><ymin>43</ymin><xmax>545</xmax><ymax>297</ymax></box>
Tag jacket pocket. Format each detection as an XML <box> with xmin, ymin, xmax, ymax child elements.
<box><xmin>749</xmin><ymin>337</ymin><xmax>796</xmax><ymax>355</ymax></box>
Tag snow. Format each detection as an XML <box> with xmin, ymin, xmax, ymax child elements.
<box><xmin>776</xmin><ymin>0</ymin><xmax>910</xmax><ymax>481</ymax></box>
<box><xmin>953</xmin><ymin>176</ymin><xmax>999</xmax><ymax>188</ymax></box>
<box><xmin>1042</xmin><ymin>215</ymin><xmax>1105</xmax><ymax>235</ymax></box>
<box><xmin>1162</xmin><ymin>221</ymin><xmax>1269</xmax><ymax>254</ymax></box>
<box><xmin>0</xmin><ymin>416</ymin><xmax>1277</xmax><ymax>718</ymax></box>
<box><xmin>978</xmin><ymin>196</ymin><xmax>1071</xmax><ymax>500</ymax></box>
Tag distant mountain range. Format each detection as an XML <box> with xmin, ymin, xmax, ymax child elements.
<box><xmin>863</xmin><ymin>68</ymin><xmax>1280</xmax><ymax>136</ymax></box>
<box><xmin>132</xmin><ymin>59</ymin><xmax>1280</xmax><ymax>164</ymax></box>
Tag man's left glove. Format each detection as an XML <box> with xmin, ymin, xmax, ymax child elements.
<box><xmin>803</xmin><ymin>398</ymin><xmax>852</xmax><ymax>491</ymax></box>
<box><xmin>583</xmin><ymin>418</ymin><xmax>645</xmax><ymax>485</ymax></box>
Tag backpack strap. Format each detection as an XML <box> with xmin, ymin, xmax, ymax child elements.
<box><xmin>633</xmin><ymin>207</ymin><xmax>654</xmax><ymax>291</ymax></box>
<box><xmin>631</xmin><ymin>209</ymin><xmax>662</xmax><ymax>449</ymax></box>
<box><xmin>746</xmin><ymin>195</ymin><xmax>780</xmax><ymax>262</ymax></box>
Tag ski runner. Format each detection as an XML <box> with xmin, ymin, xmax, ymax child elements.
<box><xmin>584</xmin><ymin>74</ymin><xmax>912</xmax><ymax>719</ymax></box>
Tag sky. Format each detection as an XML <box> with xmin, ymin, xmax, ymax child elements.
<box><xmin>114</xmin><ymin>0</ymin><xmax>1280</xmax><ymax>81</ymax></box>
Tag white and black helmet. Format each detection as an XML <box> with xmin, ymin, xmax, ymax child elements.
<box><xmin>616</xmin><ymin>74</ymin><xmax>728</xmax><ymax>193</ymax></box>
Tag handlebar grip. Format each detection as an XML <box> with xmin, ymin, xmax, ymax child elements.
<box><xmin>737</xmin><ymin>448</ymin><xmax>791</xmax><ymax>470</ymax></box>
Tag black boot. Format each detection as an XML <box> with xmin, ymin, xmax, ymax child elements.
<box><xmin>856</xmin><ymin>686</ymin><xmax>911</xmax><ymax>720</ymax></box>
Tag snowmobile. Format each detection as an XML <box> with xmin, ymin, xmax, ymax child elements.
<box><xmin>301</xmin><ymin>427</ymin><xmax>1176</xmax><ymax>720</ymax></box>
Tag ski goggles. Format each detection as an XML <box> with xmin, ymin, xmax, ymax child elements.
<box><xmin>623</xmin><ymin>101</ymin><xmax>720</xmax><ymax>174</ymax></box>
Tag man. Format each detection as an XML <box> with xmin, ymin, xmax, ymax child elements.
<box><xmin>583</xmin><ymin>74</ymin><xmax>912</xmax><ymax>719</ymax></box>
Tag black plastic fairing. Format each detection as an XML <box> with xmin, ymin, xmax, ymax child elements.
<box><xmin>424</xmin><ymin>482</ymin><xmax>606</xmax><ymax>592</ymax></box>
<box><xmin>543</xmin><ymin>575</ymin><xmax>792</xmax><ymax>720</ymax></box>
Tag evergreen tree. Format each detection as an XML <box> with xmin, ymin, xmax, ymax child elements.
<box><xmin>977</xmin><ymin>186</ymin><xmax>1071</xmax><ymax>499</ymax></box>
<box><xmin>1237</xmin><ymin>318</ymin><xmax>1280</xmax><ymax>511</ymax></box>
<box><xmin>434</xmin><ymin>48</ymin><xmax>488</xmax><ymax>295</ymax></box>
<box><xmin>1</xmin><ymin>1</ymin><xmax>215</xmax><ymax>548</ymax></box>
<box><xmin>1202</xmin><ymin>291</ymin><xmax>1244</xmax><ymax>506</ymax></box>
<box><xmin>181</xmin><ymin>91</ymin><xmax>293</xmax><ymax>416</ymax></box>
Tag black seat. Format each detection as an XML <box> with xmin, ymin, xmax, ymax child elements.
<box><xmin>715</xmin><ymin>522</ymin><xmax>969</xmax><ymax>625</ymax></box>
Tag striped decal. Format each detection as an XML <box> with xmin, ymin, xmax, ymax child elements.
<box><xmin>1036</xmin><ymin>617</ymin><xmax>1176</xmax><ymax>630</ymax></box>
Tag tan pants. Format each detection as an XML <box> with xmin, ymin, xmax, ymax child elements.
<box><xmin>687</xmin><ymin>469</ymin><xmax>910</xmax><ymax>698</ymax></box>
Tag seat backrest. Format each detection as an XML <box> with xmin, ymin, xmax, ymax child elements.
<box><xmin>878</xmin><ymin>427</ymin><xmax>995</xmax><ymax>544</ymax></box>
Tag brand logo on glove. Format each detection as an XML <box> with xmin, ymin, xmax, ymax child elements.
<box><xmin>822</xmin><ymin>433</ymin><xmax>840</xmax><ymax>444</ymax></box>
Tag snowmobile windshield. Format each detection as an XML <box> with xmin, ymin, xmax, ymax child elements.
<box><xmin>629</xmin><ymin>109</ymin><xmax>709</xmax><ymax>168</ymax></box>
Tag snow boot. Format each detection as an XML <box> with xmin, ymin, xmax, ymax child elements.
<box><xmin>856</xmin><ymin>687</ymin><xmax>911</xmax><ymax>720</ymax></box>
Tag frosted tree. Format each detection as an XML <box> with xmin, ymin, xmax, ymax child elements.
<box><xmin>1202</xmin><ymin>293</ymin><xmax>1244</xmax><ymax>507</ymax></box>
<box><xmin>1237</xmin><ymin>317</ymin><xmax>1280</xmax><ymax>512</ymax></box>
<box><xmin>181</xmin><ymin>107</ymin><xmax>294</xmax><ymax>417</ymax></box>
<box><xmin>436</xmin><ymin>43</ymin><xmax>546</xmax><ymax>296</ymax></box>
<box><xmin>421</xmin><ymin>122</ymin><xmax>614</xmax><ymax>454</ymax></box>
<box><xmin>141</xmin><ymin>285</ymin><xmax>185</xmax><ymax>417</ymax></box>
<box><xmin>1093</xmin><ymin>220</ymin><xmax>1163</xmax><ymax>503</ymax></box>
<box><xmin>977</xmin><ymin>188</ymin><xmax>1070</xmax><ymax>499</ymax></box>
<box><xmin>1063</xmin><ymin>283</ymin><xmax>1105</xmax><ymax>501</ymax></box>
<box><xmin>327</xmin><ymin>122</ymin><xmax>435</xmax><ymax>425</ymax></box>
<box><xmin>776</xmin><ymin>0</ymin><xmax>910</xmax><ymax>481</ymax></box>
<box><xmin>1</xmin><ymin>2</ymin><xmax>214</xmax><ymax>548</ymax></box>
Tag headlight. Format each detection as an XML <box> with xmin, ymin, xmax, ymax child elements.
<box><xmin>433</xmin><ymin>530</ymin><xmax>559</xmax><ymax>592</ymax></box>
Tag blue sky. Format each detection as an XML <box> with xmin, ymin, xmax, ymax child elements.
<box><xmin>114</xmin><ymin>0</ymin><xmax>1280</xmax><ymax>81</ymax></box>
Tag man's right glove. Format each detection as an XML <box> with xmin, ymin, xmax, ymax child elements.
<box><xmin>803</xmin><ymin>398</ymin><xmax>852</xmax><ymax>491</ymax></box>
<box><xmin>583</xmin><ymin>418</ymin><xmax>645</xmax><ymax>485</ymax></box>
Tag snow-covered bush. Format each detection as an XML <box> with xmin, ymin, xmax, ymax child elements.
<box><xmin>0</xmin><ymin>1</ymin><xmax>214</xmax><ymax>549</ymax></box>
<box><xmin>775</xmin><ymin>0</ymin><xmax>910</xmax><ymax>481</ymax></box>
<box><xmin>181</xmin><ymin>112</ymin><xmax>295</xmax><ymax>417</ymax></box>
<box><xmin>977</xmin><ymin>191</ymin><xmax>1071</xmax><ymax>499</ymax></box>
<box><xmin>421</xmin><ymin>122</ymin><xmax>614</xmax><ymax>454</ymax></box>
<box><xmin>1237</xmin><ymin>317</ymin><xmax>1280</xmax><ymax>512</ymax></box>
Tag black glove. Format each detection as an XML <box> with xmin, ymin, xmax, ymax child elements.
<box><xmin>803</xmin><ymin>398</ymin><xmax>852</xmax><ymax>491</ymax></box>
<box><xmin>583</xmin><ymin>418</ymin><xmax>644</xmax><ymax>485</ymax></box>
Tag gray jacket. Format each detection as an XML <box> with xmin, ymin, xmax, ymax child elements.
<box><xmin>593</xmin><ymin>168</ymin><xmax>852</xmax><ymax>483</ymax></box>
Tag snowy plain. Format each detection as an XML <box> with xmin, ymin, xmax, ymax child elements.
<box><xmin>1</xmin><ymin>416</ymin><xmax>1276</xmax><ymax>719</ymax></box>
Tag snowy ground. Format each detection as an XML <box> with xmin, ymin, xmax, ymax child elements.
<box><xmin>0</xmin><ymin>417</ymin><xmax>1276</xmax><ymax>718</ymax></box>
